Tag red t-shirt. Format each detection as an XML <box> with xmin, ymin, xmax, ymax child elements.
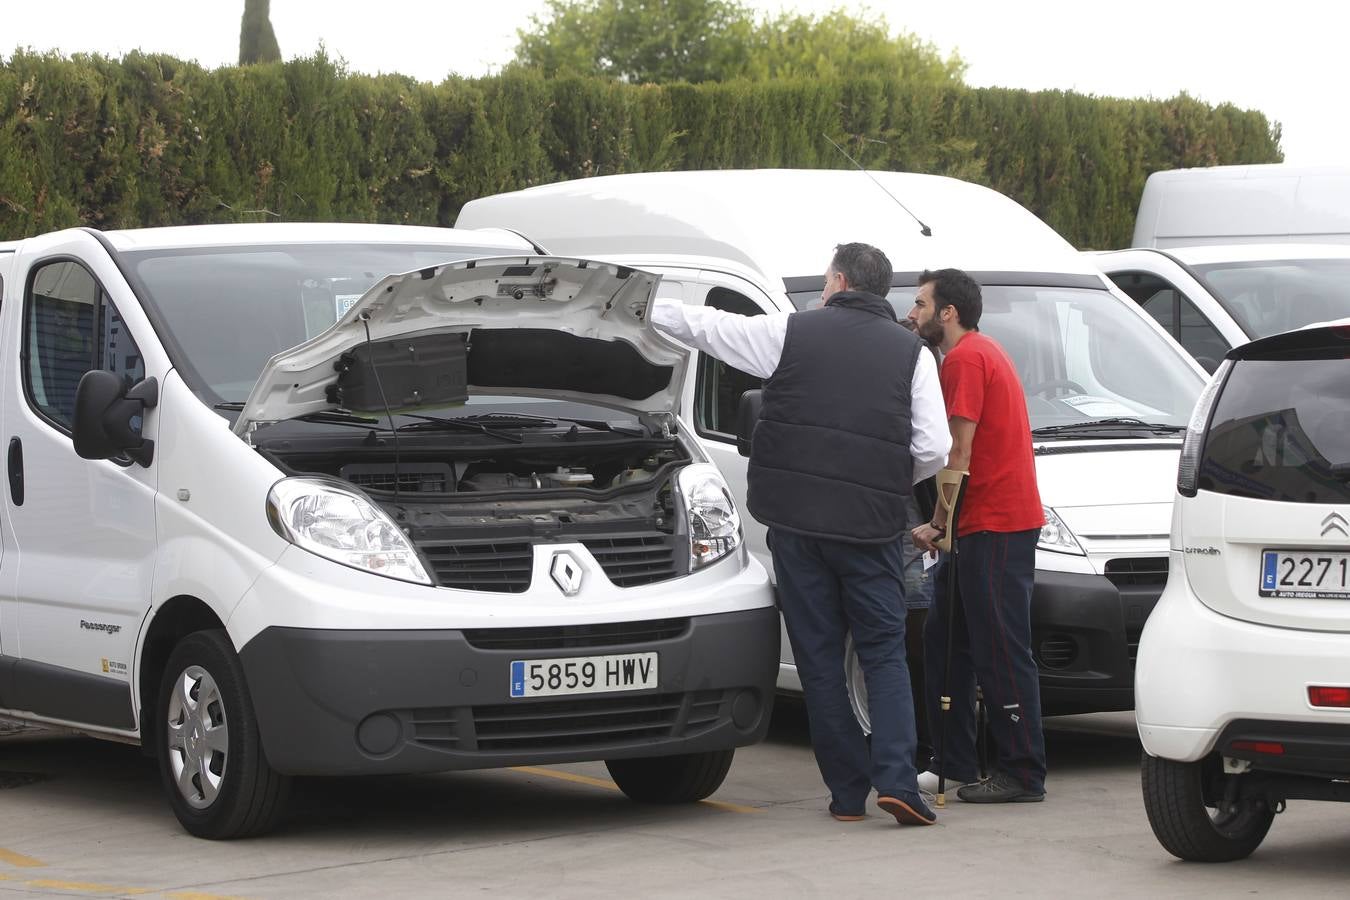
<box><xmin>940</xmin><ymin>331</ymin><xmax>1045</xmax><ymax>537</ymax></box>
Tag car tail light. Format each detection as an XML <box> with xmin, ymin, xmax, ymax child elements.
<box><xmin>1308</xmin><ymin>686</ymin><xmax>1350</xmax><ymax>708</ymax></box>
<box><xmin>1231</xmin><ymin>740</ymin><xmax>1285</xmax><ymax>755</ymax></box>
<box><xmin>1176</xmin><ymin>360</ymin><xmax>1231</xmax><ymax>498</ymax></box>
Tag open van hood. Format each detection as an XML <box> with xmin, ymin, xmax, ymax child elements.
<box><xmin>232</xmin><ymin>257</ymin><xmax>684</xmax><ymax>436</ymax></box>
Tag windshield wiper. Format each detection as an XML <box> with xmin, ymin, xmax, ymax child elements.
<box><xmin>397</xmin><ymin>414</ymin><xmax>523</xmax><ymax>443</ymax></box>
<box><xmin>1032</xmin><ymin>417</ymin><xmax>1186</xmax><ymax>437</ymax></box>
<box><xmin>456</xmin><ymin>412</ymin><xmax>646</xmax><ymax>436</ymax></box>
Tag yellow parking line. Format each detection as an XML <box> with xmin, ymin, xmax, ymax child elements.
<box><xmin>25</xmin><ymin>880</ymin><xmax>151</xmax><ymax>893</ymax></box>
<box><xmin>511</xmin><ymin>765</ymin><xmax>619</xmax><ymax>792</ymax></box>
<box><xmin>0</xmin><ymin>847</ymin><xmax>44</xmax><ymax>868</ymax></box>
<box><xmin>509</xmin><ymin>766</ymin><xmax>760</xmax><ymax>813</ymax></box>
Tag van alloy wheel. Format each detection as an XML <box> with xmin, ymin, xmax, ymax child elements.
<box><xmin>165</xmin><ymin>665</ymin><xmax>230</xmax><ymax>809</ymax></box>
<box><xmin>844</xmin><ymin>634</ymin><xmax>872</xmax><ymax>735</ymax></box>
<box><xmin>156</xmin><ymin>630</ymin><xmax>290</xmax><ymax>839</ymax></box>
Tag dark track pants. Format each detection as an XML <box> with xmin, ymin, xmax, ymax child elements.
<box><xmin>924</xmin><ymin>528</ymin><xmax>1046</xmax><ymax>793</ymax></box>
<box><xmin>771</xmin><ymin>529</ymin><xmax>920</xmax><ymax>811</ymax></box>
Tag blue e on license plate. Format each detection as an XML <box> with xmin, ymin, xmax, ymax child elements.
<box><xmin>1260</xmin><ymin>550</ymin><xmax>1350</xmax><ymax>599</ymax></box>
<box><xmin>510</xmin><ymin>652</ymin><xmax>658</xmax><ymax>698</ymax></box>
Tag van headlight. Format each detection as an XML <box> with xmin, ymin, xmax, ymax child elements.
<box><xmin>1038</xmin><ymin>506</ymin><xmax>1085</xmax><ymax>555</ymax></box>
<box><xmin>677</xmin><ymin>464</ymin><xmax>741</xmax><ymax>570</ymax></box>
<box><xmin>266</xmin><ymin>477</ymin><xmax>432</xmax><ymax>585</ymax></box>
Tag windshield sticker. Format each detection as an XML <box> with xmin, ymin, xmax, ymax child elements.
<box><xmin>1060</xmin><ymin>395</ymin><xmax>1139</xmax><ymax>418</ymax></box>
<box><xmin>335</xmin><ymin>294</ymin><xmax>363</xmax><ymax>320</ymax></box>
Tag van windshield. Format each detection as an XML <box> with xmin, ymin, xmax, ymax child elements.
<box><xmin>122</xmin><ymin>243</ymin><xmax>510</xmax><ymax>404</ymax></box>
<box><xmin>789</xmin><ymin>284</ymin><xmax>1204</xmax><ymax>432</ymax></box>
<box><xmin>1192</xmin><ymin>258</ymin><xmax>1350</xmax><ymax>339</ymax></box>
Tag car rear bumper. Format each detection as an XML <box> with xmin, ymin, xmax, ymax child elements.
<box><xmin>1136</xmin><ymin>551</ymin><xmax>1350</xmax><ymax>762</ymax></box>
<box><xmin>238</xmin><ymin>607</ymin><xmax>780</xmax><ymax>776</ymax></box>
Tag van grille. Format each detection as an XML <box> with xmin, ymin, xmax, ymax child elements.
<box><xmin>1037</xmin><ymin>634</ymin><xmax>1079</xmax><ymax>670</ymax></box>
<box><xmin>1103</xmin><ymin>557</ymin><xmax>1169</xmax><ymax>587</ymax></box>
<box><xmin>581</xmin><ymin>534</ymin><xmax>683</xmax><ymax>587</ymax></box>
<box><xmin>422</xmin><ymin>541</ymin><xmax>534</xmax><ymax>592</ymax></box>
<box><xmin>463</xmin><ymin>618</ymin><xmax>689</xmax><ymax>651</ymax></box>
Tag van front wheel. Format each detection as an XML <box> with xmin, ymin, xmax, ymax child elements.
<box><xmin>606</xmin><ymin>749</ymin><xmax>734</xmax><ymax>803</ymax></box>
<box><xmin>156</xmin><ymin>630</ymin><xmax>291</xmax><ymax>839</ymax></box>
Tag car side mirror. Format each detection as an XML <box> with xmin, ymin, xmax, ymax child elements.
<box><xmin>73</xmin><ymin>371</ymin><xmax>159</xmax><ymax>466</ymax></box>
<box><xmin>736</xmin><ymin>389</ymin><xmax>763</xmax><ymax>457</ymax></box>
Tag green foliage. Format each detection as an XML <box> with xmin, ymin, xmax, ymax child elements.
<box><xmin>240</xmin><ymin>0</ymin><xmax>282</xmax><ymax>66</ymax></box>
<box><xmin>512</xmin><ymin>0</ymin><xmax>962</xmax><ymax>87</ymax></box>
<box><xmin>0</xmin><ymin>51</ymin><xmax>1282</xmax><ymax>248</ymax></box>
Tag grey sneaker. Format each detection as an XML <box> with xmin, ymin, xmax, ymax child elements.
<box><xmin>956</xmin><ymin>772</ymin><xmax>1045</xmax><ymax>804</ymax></box>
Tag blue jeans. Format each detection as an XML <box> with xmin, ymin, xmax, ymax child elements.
<box><xmin>771</xmin><ymin>529</ymin><xmax>920</xmax><ymax>811</ymax></box>
<box><xmin>924</xmin><ymin>528</ymin><xmax>1046</xmax><ymax>793</ymax></box>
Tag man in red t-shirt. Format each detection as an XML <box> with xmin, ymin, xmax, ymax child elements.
<box><xmin>909</xmin><ymin>268</ymin><xmax>1048</xmax><ymax>804</ymax></box>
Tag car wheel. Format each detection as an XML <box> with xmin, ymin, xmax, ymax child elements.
<box><xmin>157</xmin><ymin>630</ymin><xmax>291</xmax><ymax>839</ymax></box>
<box><xmin>1141</xmin><ymin>752</ymin><xmax>1274</xmax><ymax>862</ymax></box>
<box><xmin>606</xmin><ymin>749</ymin><xmax>735</xmax><ymax>803</ymax></box>
<box><xmin>844</xmin><ymin>633</ymin><xmax>872</xmax><ymax>735</ymax></box>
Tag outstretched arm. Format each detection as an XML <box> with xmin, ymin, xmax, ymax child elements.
<box><xmin>650</xmin><ymin>299</ymin><xmax>790</xmax><ymax>380</ymax></box>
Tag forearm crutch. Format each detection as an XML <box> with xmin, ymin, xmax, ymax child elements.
<box><xmin>931</xmin><ymin>467</ymin><xmax>969</xmax><ymax>809</ymax></box>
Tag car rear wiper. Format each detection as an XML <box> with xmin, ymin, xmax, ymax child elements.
<box><xmin>456</xmin><ymin>412</ymin><xmax>647</xmax><ymax>436</ymax></box>
<box><xmin>397</xmin><ymin>414</ymin><xmax>523</xmax><ymax>443</ymax></box>
<box><xmin>1032</xmin><ymin>417</ymin><xmax>1186</xmax><ymax>436</ymax></box>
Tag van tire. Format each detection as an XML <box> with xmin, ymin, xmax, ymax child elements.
<box><xmin>606</xmin><ymin>749</ymin><xmax>734</xmax><ymax>804</ymax></box>
<box><xmin>156</xmin><ymin>630</ymin><xmax>291</xmax><ymax>839</ymax></box>
<box><xmin>1141</xmin><ymin>752</ymin><xmax>1273</xmax><ymax>862</ymax></box>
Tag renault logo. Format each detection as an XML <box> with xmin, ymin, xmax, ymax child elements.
<box><xmin>1324</xmin><ymin>512</ymin><xmax>1349</xmax><ymax>538</ymax></box>
<box><xmin>550</xmin><ymin>551</ymin><xmax>584</xmax><ymax>596</ymax></box>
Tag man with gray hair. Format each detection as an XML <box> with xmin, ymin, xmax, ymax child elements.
<box><xmin>651</xmin><ymin>242</ymin><xmax>950</xmax><ymax>825</ymax></box>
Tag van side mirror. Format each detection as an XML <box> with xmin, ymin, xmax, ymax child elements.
<box><xmin>73</xmin><ymin>371</ymin><xmax>159</xmax><ymax>466</ymax></box>
<box><xmin>735</xmin><ymin>389</ymin><xmax>763</xmax><ymax>457</ymax></box>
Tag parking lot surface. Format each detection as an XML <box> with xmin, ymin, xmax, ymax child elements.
<box><xmin>2</xmin><ymin>705</ymin><xmax>1348</xmax><ymax>898</ymax></box>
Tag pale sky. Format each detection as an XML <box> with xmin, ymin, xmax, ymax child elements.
<box><xmin>7</xmin><ymin>1</ymin><xmax>1348</xmax><ymax>164</ymax></box>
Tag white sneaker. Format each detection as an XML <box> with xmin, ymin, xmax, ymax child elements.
<box><xmin>917</xmin><ymin>770</ymin><xmax>975</xmax><ymax>794</ymax></box>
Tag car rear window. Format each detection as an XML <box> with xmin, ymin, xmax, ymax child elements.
<box><xmin>1198</xmin><ymin>355</ymin><xmax>1350</xmax><ymax>503</ymax></box>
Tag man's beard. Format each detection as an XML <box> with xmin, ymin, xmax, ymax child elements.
<box><xmin>916</xmin><ymin>318</ymin><xmax>944</xmax><ymax>345</ymax></box>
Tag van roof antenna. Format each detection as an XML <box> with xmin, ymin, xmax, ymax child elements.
<box><xmin>823</xmin><ymin>133</ymin><xmax>932</xmax><ymax>237</ymax></box>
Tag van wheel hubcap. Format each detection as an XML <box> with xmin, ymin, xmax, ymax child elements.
<box><xmin>166</xmin><ymin>665</ymin><xmax>229</xmax><ymax>809</ymax></box>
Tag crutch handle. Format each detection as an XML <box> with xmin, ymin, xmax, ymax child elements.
<box><xmin>932</xmin><ymin>468</ymin><xmax>969</xmax><ymax>553</ymax></box>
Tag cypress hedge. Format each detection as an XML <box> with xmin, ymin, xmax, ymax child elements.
<box><xmin>0</xmin><ymin>50</ymin><xmax>1281</xmax><ymax>248</ymax></box>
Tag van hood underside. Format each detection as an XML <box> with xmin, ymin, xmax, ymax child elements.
<box><xmin>232</xmin><ymin>257</ymin><xmax>685</xmax><ymax>435</ymax></box>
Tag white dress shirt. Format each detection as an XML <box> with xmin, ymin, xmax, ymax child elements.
<box><xmin>651</xmin><ymin>299</ymin><xmax>951</xmax><ymax>483</ymax></box>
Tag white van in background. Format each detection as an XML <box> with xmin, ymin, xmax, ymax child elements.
<box><xmin>1133</xmin><ymin>164</ymin><xmax>1350</xmax><ymax>249</ymax></box>
<box><xmin>1094</xmin><ymin>244</ymin><xmax>1350</xmax><ymax>372</ymax></box>
<box><xmin>458</xmin><ymin>169</ymin><xmax>1210</xmax><ymax>717</ymax></box>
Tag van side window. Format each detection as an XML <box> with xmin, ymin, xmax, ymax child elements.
<box><xmin>1110</xmin><ymin>271</ymin><xmax>1229</xmax><ymax>372</ymax></box>
<box><xmin>26</xmin><ymin>261</ymin><xmax>144</xmax><ymax>431</ymax></box>
<box><xmin>694</xmin><ymin>288</ymin><xmax>765</xmax><ymax>439</ymax></box>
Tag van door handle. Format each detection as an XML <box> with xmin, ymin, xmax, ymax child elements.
<box><xmin>7</xmin><ymin>437</ymin><xmax>23</xmax><ymax>506</ymax></box>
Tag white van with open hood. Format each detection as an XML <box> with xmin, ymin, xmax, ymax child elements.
<box><xmin>0</xmin><ymin>223</ymin><xmax>777</xmax><ymax>839</ymax></box>
<box><xmin>458</xmin><ymin>169</ymin><xmax>1210</xmax><ymax>718</ymax></box>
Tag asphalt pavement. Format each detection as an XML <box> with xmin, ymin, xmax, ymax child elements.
<box><xmin>2</xmin><ymin>704</ymin><xmax>1349</xmax><ymax>898</ymax></box>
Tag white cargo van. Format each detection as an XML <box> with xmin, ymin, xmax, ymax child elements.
<box><xmin>0</xmin><ymin>223</ymin><xmax>778</xmax><ymax>838</ymax></box>
<box><xmin>458</xmin><ymin>169</ymin><xmax>1209</xmax><ymax>716</ymax></box>
<box><xmin>1133</xmin><ymin>164</ymin><xmax>1350</xmax><ymax>249</ymax></box>
<box><xmin>1095</xmin><ymin>243</ymin><xmax>1350</xmax><ymax>372</ymax></box>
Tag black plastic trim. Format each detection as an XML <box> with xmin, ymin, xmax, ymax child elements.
<box><xmin>237</xmin><ymin>607</ymin><xmax>779</xmax><ymax>775</ymax></box>
<box><xmin>1218</xmin><ymin>718</ymin><xmax>1350</xmax><ymax>778</ymax></box>
<box><xmin>0</xmin><ymin>654</ymin><xmax>136</xmax><ymax>729</ymax></box>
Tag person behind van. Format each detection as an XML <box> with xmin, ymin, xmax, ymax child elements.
<box><xmin>651</xmin><ymin>243</ymin><xmax>950</xmax><ymax>826</ymax></box>
<box><xmin>908</xmin><ymin>267</ymin><xmax>1047</xmax><ymax>804</ymax></box>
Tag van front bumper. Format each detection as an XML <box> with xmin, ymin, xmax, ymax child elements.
<box><xmin>1032</xmin><ymin>568</ymin><xmax>1160</xmax><ymax>714</ymax></box>
<box><xmin>237</xmin><ymin>607</ymin><xmax>780</xmax><ymax>776</ymax></box>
